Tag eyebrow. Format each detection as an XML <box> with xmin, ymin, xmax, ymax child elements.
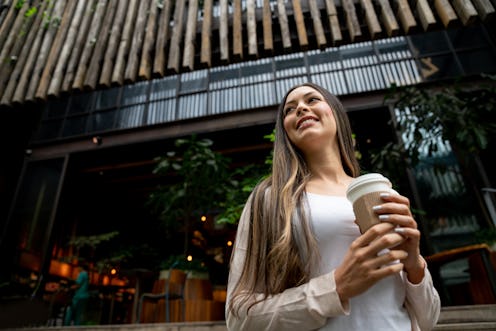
<box><xmin>285</xmin><ymin>91</ymin><xmax>318</xmax><ymax>106</ymax></box>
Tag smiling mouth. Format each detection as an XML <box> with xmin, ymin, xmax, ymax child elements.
<box><xmin>297</xmin><ymin>117</ymin><xmax>318</xmax><ymax>129</ymax></box>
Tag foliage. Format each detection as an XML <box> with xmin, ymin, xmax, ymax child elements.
<box><xmin>475</xmin><ymin>228</ymin><xmax>496</xmax><ymax>246</ymax></box>
<box><xmin>373</xmin><ymin>74</ymin><xmax>496</xmax><ymax>175</ymax></box>
<box><xmin>160</xmin><ymin>254</ymin><xmax>207</xmax><ymax>272</ymax></box>
<box><xmin>147</xmin><ymin>135</ymin><xmax>234</xmax><ymax>252</ymax></box>
<box><xmin>67</xmin><ymin>231</ymin><xmax>120</xmax><ymax>250</ymax></box>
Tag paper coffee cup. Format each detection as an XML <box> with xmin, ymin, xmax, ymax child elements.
<box><xmin>346</xmin><ymin>173</ymin><xmax>392</xmax><ymax>234</ymax></box>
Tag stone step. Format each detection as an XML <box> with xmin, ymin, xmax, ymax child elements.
<box><xmin>434</xmin><ymin>304</ymin><xmax>496</xmax><ymax>330</ymax></box>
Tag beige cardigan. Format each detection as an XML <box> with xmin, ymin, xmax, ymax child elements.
<box><xmin>226</xmin><ymin>195</ymin><xmax>441</xmax><ymax>331</ymax></box>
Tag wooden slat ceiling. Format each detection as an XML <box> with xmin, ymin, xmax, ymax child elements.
<box><xmin>0</xmin><ymin>0</ymin><xmax>494</xmax><ymax>107</ymax></box>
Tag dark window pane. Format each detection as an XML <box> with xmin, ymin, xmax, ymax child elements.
<box><xmin>46</xmin><ymin>98</ymin><xmax>68</xmax><ymax>118</ymax></box>
<box><xmin>90</xmin><ymin>110</ymin><xmax>116</xmax><ymax>131</ymax></box>
<box><xmin>275</xmin><ymin>56</ymin><xmax>305</xmax><ymax>71</ymax></box>
<box><xmin>150</xmin><ymin>76</ymin><xmax>178</xmax><ymax>100</ymax></box>
<box><xmin>95</xmin><ymin>87</ymin><xmax>120</xmax><ymax>110</ymax></box>
<box><xmin>458</xmin><ymin>49</ymin><xmax>496</xmax><ymax>75</ymax></box>
<box><xmin>210</xmin><ymin>67</ymin><xmax>239</xmax><ymax>82</ymax></box>
<box><xmin>122</xmin><ymin>81</ymin><xmax>148</xmax><ymax>106</ymax></box>
<box><xmin>240</xmin><ymin>62</ymin><xmax>272</xmax><ymax>77</ymax></box>
<box><xmin>421</xmin><ymin>55</ymin><xmax>462</xmax><ymax>80</ymax></box>
<box><xmin>409</xmin><ymin>31</ymin><xmax>449</xmax><ymax>56</ymax></box>
<box><xmin>69</xmin><ymin>93</ymin><xmax>93</xmax><ymax>114</ymax></box>
<box><xmin>448</xmin><ymin>26</ymin><xmax>487</xmax><ymax>49</ymax></box>
<box><xmin>35</xmin><ymin>120</ymin><xmax>63</xmax><ymax>140</ymax></box>
<box><xmin>180</xmin><ymin>70</ymin><xmax>208</xmax><ymax>93</ymax></box>
<box><xmin>62</xmin><ymin>116</ymin><xmax>88</xmax><ymax>136</ymax></box>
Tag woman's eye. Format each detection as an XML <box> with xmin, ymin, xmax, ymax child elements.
<box><xmin>284</xmin><ymin>107</ymin><xmax>295</xmax><ymax>115</ymax></box>
<box><xmin>308</xmin><ymin>97</ymin><xmax>320</xmax><ymax>103</ymax></box>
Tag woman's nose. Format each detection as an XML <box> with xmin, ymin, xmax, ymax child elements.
<box><xmin>296</xmin><ymin>103</ymin><xmax>309</xmax><ymax>116</ymax></box>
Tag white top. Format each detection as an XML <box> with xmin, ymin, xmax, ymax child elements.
<box><xmin>305</xmin><ymin>192</ymin><xmax>411</xmax><ymax>330</ymax></box>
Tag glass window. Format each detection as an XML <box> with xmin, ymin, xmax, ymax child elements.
<box><xmin>409</xmin><ymin>31</ymin><xmax>450</xmax><ymax>56</ymax></box>
<box><xmin>275</xmin><ymin>54</ymin><xmax>306</xmax><ymax>78</ymax></box>
<box><xmin>62</xmin><ymin>116</ymin><xmax>88</xmax><ymax>136</ymax></box>
<box><xmin>420</xmin><ymin>55</ymin><xmax>462</xmax><ymax>81</ymax></box>
<box><xmin>458</xmin><ymin>49</ymin><xmax>496</xmax><ymax>76</ymax></box>
<box><xmin>90</xmin><ymin>110</ymin><xmax>116</xmax><ymax>132</ymax></box>
<box><xmin>308</xmin><ymin>48</ymin><xmax>342</xmax><ymax>73</ymax></box>
<box><xmin>341</xmin><ymin>42</ymin><xmax>377</xmax><ymax>68</ymax></box>
<box><xmin>177</xmin><ymin>93</ymin><xmax>208</xmax><ymax>119</ymax></box>
<box><xmin>376</xmin><ymin>37</ymin><xmax>411</xmax><ymax>62</ymax></box>
<box><xmin>117</xmin><ymin>105</ymin><xmax>145</xmax><ymax>129</ymax></box>
<box><xmin>95</xmin><ymin>87</ymin><xmax>120</xmax><ymax>110</ymax></box>
<box><xmin>240</xmin><ymin>59</ymin><xmax>273</xmax><ymax>84</ymax></box>
<box><xmin>68</xmin><ymin>92</ymin><xmax>93</xmax><ymax>114</ymax></box>
<box><xmin>46</xmin><ymin>98</ymin><xmax>68</xmax><ymax>118</ymax></box>
<box><xmin>150</xmin><ymin>76</ymin><xmax>178</xmax><ymax>101</ymax></box>
<box><xmin>35</xmin><ymin>120</ymin><xmax>63</xmax><ymax>140</ymax></box>
<box><xmin>180</xmin><ymin>70</ymin><xmax>208</xmax><ymax>94</ymax></box>
<box><xmin>147</xmin><ymin>99</ymin><xmax>176</xmax><ymax>124</ymax></box>
<box><xmin>210</xmin><ymin>66</ymin><xmax>240</xmax><ymax>88</ymax></box>
<box><xmin>122</xmin><ymin>81</ymin><xmax>148</xmax><ymax>106</ymax></box>
<box><xmin>448</xmin><ymin>26</ymin><xmax>487</xmax><ymax>49</ymax></box>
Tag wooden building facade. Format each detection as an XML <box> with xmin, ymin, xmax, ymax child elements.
<box><xmin>0</xmin><ymin>0</ymin><xmax>496</xmax><ymax>326</ymax></box>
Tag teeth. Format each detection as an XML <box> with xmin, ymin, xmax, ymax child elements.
<box><xmin>298</xmin><ymin>118</ymin><xmax>315</xmax><ymax>128</ymax></box>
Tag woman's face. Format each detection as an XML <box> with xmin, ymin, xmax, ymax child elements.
<box><xmin>282</xmin><ymin>86</ymin><xmax>337</xmax><ymax>151</ymax></box>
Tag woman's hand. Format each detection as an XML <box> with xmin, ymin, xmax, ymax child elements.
<box><xmin>334</xmin><ymin>222</ymin><xmax>408</xmax><ymax>303</ymax></box>
<box><xmin>373</xmin><ymin>192</ymin><xmax>425</xmax><ymax>283</ymax></box>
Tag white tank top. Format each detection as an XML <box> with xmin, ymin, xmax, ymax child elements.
<box><xmin>305</xmin><ymin>192</ymin><xmax>411</xmax><ymax>330</ymax></box>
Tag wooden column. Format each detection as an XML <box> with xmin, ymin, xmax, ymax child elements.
<box><xmin>167</xmin><ymin>0</ymin><xmax>186</xmax><ymax>73</ymax></box>
<box><xmin>472</xmin><ymin>0</ymin><xmax>495</xmax><ymax>21</ymax></box>
<box><xmin>360</xmin><ymin>0</ymin><xmax>382</xmax><ymax>39</ymax></box>
<box><xmin>247</xmin><ymin>0</ymin><xmax>258</xmax><ymax>57</ymax></box>
<box><xmin>139</xmin><ymin>0</ymin><xmax>159</xmax><ymax>80</ymax></box>
<box><xmin>292</xmin><ymin>0</ymin><xmax>308</xmax><ymax>50</ymax></box>
<box><xmin>434</xmin><ymin>0</ymin><xmax>457</xmax><ymax>28</ymax></box>
<box><xmin>125</xmin><ymin>0</ymin><xmax>151</xmax><ymax>82</ymax></box>
<box><xmin>277</xmin><ymin>0</ymin><xmax>292</xmax><ymax>50</ymax></box>
<box><xmin>377</xmin><ymin>0</ymin><xmax>400</xmax><ymax>36</ymax></box>
<box><xmin>153</xmin><ymin>0</ymin><xmax>172</xmax><ymax>77</ymax></box>
<box><xmin>396</xmin><ymin>0</ymin><xmax>417</xmax><ymax>34</ymax></box>
<box><xmin>417</xmin><ymin>0</ymin><xmax>438</xmax><ymax>30</ymax></box>
<box><xmin>308</xmin><ymin>0</ymin><xmax>327</xmax><ymax>49</ymax></box>
<box><xmin>233</xmin><ymin>0</ymin><xmax>243</xmax><ymax>60</ymax></box>
<box><xmin>219</xmin><ymin>0</ymin><xmax>229</xmax><ymax>63</ymax></box>
<box><xmin>200</xmin><ymin>0</ymin><xmax>213</xmax><ymax>67</ymax></box>
<box><xmin>342</xmin><ymin>0</ymin><xmax>362</xmax><ymax>42</ymax></box>
<box><xmin>262</xmin><ymin>0</ymin><xmax>274</xmax><ymax>53</ymax></box>
<box><xmin>324</xmin><ymin>0</ymin><xmax>343</xmax><ymax>45</ymax></box>
<box><xmin>99</xmin><ymin>1</ymin><xmax>129</xmax><ymax>87</ymax></box>
<box><xmin>452</xmin><ymin>0</ymin><xmax>478</xmax><ymax>25</ymax></box>
<box><xmin>183</xmin><ymin>0</ymin><xmax>199</xmax><ymax>71</ymax></box>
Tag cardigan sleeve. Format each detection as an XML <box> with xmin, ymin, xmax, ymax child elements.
<box><xmin>404</xmin><ymin>258</ymin><xmax>441</xmax><ymax>331</ymax></box>
<box><xmin>225</xmin><ymin>194</ymin><xmax>348</xmax><ymax>331</ymax></box>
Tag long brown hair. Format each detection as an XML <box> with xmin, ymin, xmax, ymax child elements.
<box><xmin>229</xmin><ymin>83</ymin><xmax>360</xmax><ymax>315</ymax></box>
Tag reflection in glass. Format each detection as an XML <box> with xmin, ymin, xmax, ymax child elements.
<box><xmin>95</xmin><ymin>87</ymin><xmax>120</xmax><ymax>110</ymax></box>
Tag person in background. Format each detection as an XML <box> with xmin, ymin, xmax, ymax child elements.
<box><xmin>64</xmin><ymin>262</ymin><xmax>90</xmax><ymax>326</ymax></box>
<box><xmin>226</xmin><ymin>82</ymin><xmax>440</xmax><ymax>330</ymax></box>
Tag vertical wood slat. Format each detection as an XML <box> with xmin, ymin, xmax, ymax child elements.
<box><xmin>36</xmin><ymin>0</ymin><xmax>77</xmax><ymax>99</ymax></box>
<box><xmin>72</xmin><ymin>0</ymin><xmax>107</xmax><ymax>91</ymax></box>
<box><xmin>396</xmin><ymin>0</ymin><xmax>417</xmax><ymax>33</ymax></box>
<box><xmin>377</xmin><ymin>0</ymin><xmax>400</xmax><ymax>36</ymax></box>
<box><xmin>262</xmin><ymin>0</ymin><xmax>273</xmax><ymax>53</ymax></box>
<box><xmin>277</xmin><ymin>0</ymin><xmax>292</xmax><ymax>50</ymax></box>
<box><xmin>83</xmin><ymin>0</ymin><xmax>118</xmax><ymax>90</ymax></box>
<box><xmin>99</xmin><ymin>1</ymin><xmax>129</xmax><ymax>87</ymax></box>
<box><xmin>25</xmin><ymin>0</ymin><xmax>66</xmax><ymax>101</ymax></box>
<box><xmin>1</xmin><ymin>1</ymin><xmax>48</xmax><ymax>105</ymax></box>
<box><xmin>48</xmin><ymin>0</ymin><xmax>88</xmax><ymax>97</ymax></box>
<box><xmin>0</xmin><ymin>2</ymin><xmax>17</xmax><ymax>53</ymax></box>
<box><xmin>434</xmin><ymin>0</ymin><xmax>457</xmax><ymax>28</ymax></box>
<box><xmin>201</xmin><ymin>0</ymin><xmax>213</xmax><ymax>66</ymax></box>
<box><xmin>112</xmin><ymin>0</ymin><xmax>139</xmax><ymax>84</ymax></box>
<box><xmin>342</xmin><ymin>0</ymin><xmax>362</xmax><ymax>41</ymax></box>
<box><xmin>417</xmin><ymin>0</ymin><xmax>438</xmax><ymax>30</ymax></box>
<box><xmin>232</xmin><ymin>0</ymin><xmax>243</xmax><ymax>60</ymax></box>
<box><xmin>292</xmin><ymin>0</ymin><xmax>308</xmax><ymax>50</ymax></box>
<box><xmin>63</xmin><ymin>0</ymin><xmax>98</xmax><ymax>91</ymax></box>
<box><xmin>308</xmin><ymin>0</ymin><xmax>327</xmax><ymax>49</ymax></box>
<box><xmin>139</xmin><ymin>0</ymin><xmax>159</xmax><ymax>80</ymax></box>
<box><xmin>167</xmin><ymin>0</ymin><xmax>186</xmax><ymax>73</ymax></box>
<box><xmin>452</xmin><ymin>0</ymin><xmax>478</xmax><ymax>25</ymax></box>
<box><xmin>183</xmin><ymin>0</ymin><xmax>199</xmax><ymax>70</ymax></box>
<box><xmin>360</xmin><ymin>0</ymin><xmax>382</xmax><ymax>39</ymax></box>
<box><xmin>0</xmin><ymin>3</ymin><xmax>28</xmax><ymax>95</ymax></box>
<box><xmin>219</xmin><ymin>0</ymin><xmax>229</xmax><ymax>62</ymax></box>
<box><xmin>12</xmin><ymin>1</ymin><xmax>53</xmax><ymax>104</ymax></box>
<box><xmin>247</xmin><ymin>0</ymin><xmax>258</xmax><ymax>57</ymax></box>
<box><xmin>153</xmin><ymin>0</ymin><xmax>172</xmax><ymax>76</ymax></box>
<box><xmin>472</xmin><ymin>0</ymin><xmax>495</xmax><ymax>20</ymax></box>
<box><xmin>324</xmin><ymin>0</ymin><xmax>343</xmax><ymax>45</ymax></box>
<box><xmin>125</xmin><ymin>0</ymin><xmax>151</xmax><ymax>82</ymax></box>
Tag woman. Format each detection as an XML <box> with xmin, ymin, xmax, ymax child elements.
<box><xmin>226</xmin><ymin>83</ymin><xmax>440</xmax><ymax>330</ymax></box>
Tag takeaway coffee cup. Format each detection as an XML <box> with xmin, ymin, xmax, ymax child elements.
<box><xmin>346</xmin><ymin>173</ymin><xmax>392</xmax><ymax>234</ymax></box>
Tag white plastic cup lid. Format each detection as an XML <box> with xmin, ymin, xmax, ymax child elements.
<box><xmin>346</xmin><ymin>173</ymin><xmax>392</xmax><ymax>203</ymax></box>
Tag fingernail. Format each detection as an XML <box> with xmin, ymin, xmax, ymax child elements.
<box><xmin>380</xmin><ymin>192</ymin><xmax>390</xmax><ymax>197</ymax></box>
<box><xmin>379</xmin><ymin>215</ymin><xmax>389</xmax><ymax>221</ymax></box>
<box><xmin>394</xmin><ymin>227</ymin><xmax>406</xmax><ymax>234</ymax></box>
<box><xmin>372</xmin><ymin>205</ymin><xmax>382</xmax><ymax>211</ymax></box>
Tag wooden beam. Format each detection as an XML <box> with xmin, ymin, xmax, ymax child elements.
<box><xmin>153</xmin><ymin>0</ymin><xmax>172</xmax><ymax>77</ymax></box>
<box><xmin>472</xmin><ymin>0</ymin><xmax>495</xmax><ymax>21</ymax></box>
<box><xmin>262</xmin><ymin>0</ymin><xmax>274</xmax><ymax>53</ymax></box>
<box><xmin>139</xmin><ymin>0</ymin><xmax>159</xmax><ymax>80</ymax></box>
<box><xmin>377</xmin><ymin>0</ymin><xmax>400</xmax><ymax>36</ymax></box>
<box><xmin>308</xmin><ymin>0</ymin><xmax>327</xmax><ymax>49</ymax></box>
<box><xmin>247</xmin><ymin>0</ymin><xmax>258</xmax><ymax>57</ymax></box>
<box><xmin>452</xmin><ymin>0</ymin><xmax>478</xmax><ymax>25</ymax></box>
<box><xmin>125</xmin><ymin>0</ymin><xmax>150</xmax><ymax>82</ymax></box>
<box><xmin>292</xmin><ymin>0</ymin><xmax>308</xmax><ymax>50</ymax></box>
<box><xmin>277</xmin><ymin>0</ymin><xmax>292</xmax><ymax>50</ymax></box>
<box><xmin>417</xmin><ymin>0</ymin><xmax>438</xmax><ymax>30</ymax></box>
<box><xmin>360</xmin><ymin>0</ymin><xmax>382</xmax><ymax>39</ymax></box>
<box><xmin>434</xmin><ymin>0</ymin><xmax>457</xmax><ymax>28</ymax></box>
<box><xmin>99</xmin><ymin>1</ymin><xmax>129</xmax><ymax>87</ymax></box>
<box><xmin>342</xmin><ymin>0</ymin><xmax>362</xmax><ymax>42</ymax></box>
<box><xmin>201</xmin><ymin>0</ymin><xmax>213</xmax><ymax>67</ymax></box>
<box><xmin>324</xmin><ymin>0</ymin><xmax>343</xmax><ymax>45</ymax></box>
<box><xmin>219</xmin><ymin>0</ymin><xmax>229</xmax><ymax>62</ymax></box>
<box><xmin>183</xmin><ymin>0</ymin><xmax>199</xmax><ymax>71</ymax></box>
<box><xmin>233</xmin><ymin>0</ymin><xmax>243</xmax><ymax>60</ymax></box>
<box><xmin>396</xmin><ymin>0</ymin><xmax>417</xmax><ymax>34</ymax></box>
<box><xmin>167</xmin><ymin>0</ymin><xmax>186</xmax><ymax>73</ymax></box>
